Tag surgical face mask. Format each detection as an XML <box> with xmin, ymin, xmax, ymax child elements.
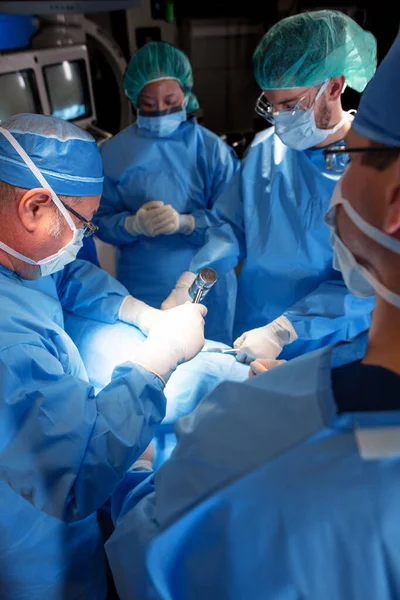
<box><xmin>137</xmin><ymin>106</ymin><xmax>187</xmax><ymax>137</ymax></box>
<box><xmin>326</xmin><ymin>178</ymin><xmax>400</xmax><ymax>308</ymax></box>
<box><xmin>0</xmin><ymin>127</ymin><xmax>84</xmax><ymax>277</ymax></box>
<box><xmin>274</xmin><ymin>81</ymin><xmax>348</xmax><ymax>151</ymax></box>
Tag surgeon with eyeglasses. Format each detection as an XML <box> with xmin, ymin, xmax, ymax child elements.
<box><xmin>0</xmin><ymin>113</ymin><xmax>206</xmax><ymax>599</ymax></box>
<box><xmin>163</xmin><ymin>10</ymin><xmax>378</xmax><ymax>364</ymax></box>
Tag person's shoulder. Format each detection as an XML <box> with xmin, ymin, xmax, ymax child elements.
<box><xmin>101</xmin><ymin>124</ymin><xmax>137</xmax><ymax>156</ymax></box>
<box><xmin>250</xmin><ymin>126</ymin><xmax>276</xmax><ymax>149</ymax></box>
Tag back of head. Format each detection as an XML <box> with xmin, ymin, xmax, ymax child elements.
<box><xmin>253</xmin><ymin>10</ymin><xmax>376</xmax><ymax>91</ymax></box>
<box><xmin>123</xmin><ymin>41</ymin><xmax>199</xmax><ymax>114</ymax></box>
<box><xmin>353</xmin><ymin>30</ymin><xmax>400</xmax><ymax>147</ymax></box>
<box><xmin>0</xmin><ymin>113</ymin><xmax>103</xmax><ymax>197</ymax></box>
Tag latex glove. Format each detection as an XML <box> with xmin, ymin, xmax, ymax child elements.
<box><xmin>249</xmin><ymin>358</ymin><xmax>286</xmax><ymax>378</ymax></box>
<box><xmin>124</xmin><ymin>200</ymin><xmax>170</xmax><ymax>237</ymax></box>
<box><xmin>161</xmin><ymin>271</ymin><xmax>196</xmax><ymax>310</ymax></box>
<box><xmin>125</xmin><ymin>201</ymin><xmax>194</xmax><ymax>237</ymax></box>
<box><xmin>158</xmin><ymin>206</ymin><xmax>195</xmax><ymax>236</ymax></box>
<box><xmin>119</xmin><ymin>295</ymin><xmax>162</xmax><ymax>336</ymax></box>
<box><xmin>132</xmin><ymin>302</ymin><xmax>207</xmax><ymax>383</ymax></box>
<box><xmin>234</xmin><ymin>316</ymin><xmax>298</xmax><ymax>364</ymax></box>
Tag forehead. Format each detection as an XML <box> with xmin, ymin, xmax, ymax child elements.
<box><xmin>140</xmin><ymin>79</ymin><xmax>183</xmax><ymax>98</ymax></box>
<box><xmin>262</xmin><ymin>86</ymin><xmax>310</xmax><ymax>104</ymax></box>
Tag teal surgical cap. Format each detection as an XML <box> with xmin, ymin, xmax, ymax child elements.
<box><xmin>253</xmin><ymin>10</ymin><xmax>377</xmax><ymax>92</ymax></box>
<box><xmin>353</xmin><ymin>30</ymin><xmax>400</xmax><ymax>147</ymax></box>
<box><xmin>0</xmin><ymin>114</ymin><xmax>103</xmax><ymax>196</ymax></box>
<box><xmin>123</xmin><ymin>41</ymin><xmax>200</xmax><ymax>114</ymax></box>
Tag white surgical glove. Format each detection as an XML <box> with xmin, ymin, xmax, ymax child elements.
<box><xmin>160</xmin><ymin>206</ymin><xmax>195</xmax><ymax>236</ymax></box>
<box><xmin>132</xmin><ymin>302</ymin><xmax>207</xmax><ymax>383</ymax></box>
<box><xmin>125</xmin><ymin>201</ymin><xmax>194</xmax><ymax>238</ymax></box>
<box><xmin>234</xmin><ymin>316</ymin><xmax>298</xmax><ymax>364</ymax></box>
<box><xmin>119</xmin><ymin>295</ymin><xmax>162</xmax><ymax>336</ymax></box>
<box><xmin>249</xmin><ymin>358</ymin><xmax>286</xmax><ymax>378</ymax></box>
<box><xmin>161</xmin><ymin>271</ymin><xmax>196</xmax><ymax>310</ymax></box>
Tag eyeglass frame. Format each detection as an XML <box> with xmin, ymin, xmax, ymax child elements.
<box><xmin>58</xmin><ymin>199</ymin><xmax>99</xmax><ymax>237</ymax></box>
<box><xmin>324</xmin><ymin>145</ymin><xmax>400</xmax><ymax>172</ymax></box>
<box><xmin>255</xmin><ymin>84</ymin><xmax>323</xmax><ymax>124</ymax></box>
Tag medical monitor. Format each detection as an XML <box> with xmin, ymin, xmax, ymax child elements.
<box><xmin>43</xmin><ymin>59</ymin><xmax>91</xmax><ymax>121</ymax></box>
<box><xmin>0</xmin><ymin>45</ymin><xmax>95</xmax><ymax>127</ymax></box>
<box><xmin>0</xmin><ymin>68</ymin><xmax>41</xmax><ymax>121</ymax></box>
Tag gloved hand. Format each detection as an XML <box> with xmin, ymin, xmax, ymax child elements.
<box><xmin>249</xmin><ymin>358</ymin><xmax>286</xmax><ymax>378</ymax></box>
<box><xmin>160</xmin><ymin>206</ymin><xmax>195</xmax><ymax>236</ymax></box>
<box><xmin>119</xmin><ymin>295</ymin><xmax>162</xmax><ymax>336</ymax></box>
<box><xmin>132</xmin><ymin>302</ymin><xmax>207</xmax><ymax>383</ymax></box>
<box><xmin>125</xmin><ymin>201</ymin><xmax>194</xmax><ymax>237</ymax></box>
<box><xmin>161</xmin><ymin>271</ymin><xmax>196</xmax><ymax>310</ymax></box>
<box><xmin>234</xmin><ymin>316</ymin><xmax>298</xmax><ymax>364</ymax></box>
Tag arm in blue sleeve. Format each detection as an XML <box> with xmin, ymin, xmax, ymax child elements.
<box><xmin>189</xmin><ymin>166</ymin><xmax>246</xmax><ymax>274</ymax></box>
<box><xmin>283</xmin><ymin>279</ymin><xmax>374</xmax><ymax>356</ymax></box>
<box><xmin>188</xmin><ymin>140</ymin><xmax>240</xmax><ymax>247</ymax></box>
<box><xmin>53</xmin><ymin>259</ymin><xmax>129</xmax><ymax>323</ymax></box>
<box><xmin>0</xmin><ymin>344</ymin><xmax>166</xmax><ymax>522</ymax></box>
<box><xmin>94</xmin><ymin>174</ymin><xmax>135</xmax><ymax>247</ymax></box>
<box><xmin>106</xmin><ymin>354</ymin><xmax>332</xmax><ymax>598</ymax></box>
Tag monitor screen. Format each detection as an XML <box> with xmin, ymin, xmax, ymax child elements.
<box><xmin>0</xmin><ymin>69</ymin><xmax>41</xmax><ymax>121</ymax></box>
<box><xmin>44</xmin><ymin>59</ymin><xmax>91</xmax><ymax>122</ymax></box>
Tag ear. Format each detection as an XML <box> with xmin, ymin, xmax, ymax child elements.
<box><xmin>383</xmin><ymin>165</ymin><xmax>400</xmax><ymax>235</ymax></box>
<box><xmin>17</xmin><ymin>188</ymin><xmax>53</xmax><ymax>233</ymax></box>
<box><xmin>328</xmin><ymin>76</ymin><xmax>346</xmax><ymax>102</ymax></box>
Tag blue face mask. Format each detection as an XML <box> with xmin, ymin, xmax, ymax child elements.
<box><xmin>137</xmin><ymin>107</ymin><xmax>187</xmax><ymax>137</ymax></box>
<box><xmin>274</xmin><ymin>81</ymin><xmax>348</xmax><ymax>151</ymax></box>
<box><xmin>326</xmin><ymin>178</ymin><xmax>400</xmax><ymax>308</ymax></box>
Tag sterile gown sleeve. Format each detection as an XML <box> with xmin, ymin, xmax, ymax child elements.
<box><xmin>189</xmin><ymin>165</ymin><xmax>246</xmax><ymax>274</ymax></box>
<box><xmin>92</xmin><ymin>172</ymin><xmax>135</xmax><ymax>247</ymax></box>
<box><xmin>106</xmin><ymin>349</ymin><xmax>338</xmax><ymax>599</ymax></box>
<box><xmin>282</xmin><ymin>279</ymin><xmax>375</xmax><ymax>359</ymax></box>
<box><xmin>53</xmin><ymin>258</ymin><xmax>129</xmax><ymax>323</ymax></box>
<box><xmin>0</xmin><ymin>343</ymin><xmax>165</xmax><ymax>522</ymax></box>
<box><xmin>184</xmin><ymin>136</ymin><xmax>240</xmax><ymax>247</ymax></box>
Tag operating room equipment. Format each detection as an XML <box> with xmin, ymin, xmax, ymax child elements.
<box><xmin>189</xmin><ymin>268</ymin><xmax>218</xmax><ymax>303</ymax></box>
<box><xmin>201</xmin><ymin>346</ymin><xmax>239</xmax><ymax>355</ymax></box>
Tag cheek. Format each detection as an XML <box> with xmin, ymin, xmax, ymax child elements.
<box><xmin>342</xmin><ymin>165</ymin><xmax>385</xmax><ymax>227</ymax></box>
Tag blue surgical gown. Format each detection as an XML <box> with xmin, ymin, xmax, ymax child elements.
<box><xmin>94</xmin><ymin>120</ymin><xmax>239</xmax><ymax>344</ymax></box>
<box><xmin>77</xmin><ymin>234</ymin><xmax>100</xmax><ymax>266</ymax></box>
<box><xmin>190</xmin><ymin>128</ymin><xmax>374</xmax><ymax>355</ymax></box>
<box><xmin>106</xmin><ymin>332</ymin><xmax>400</xmax><ymax>599</ymax></box>
<box><xmin>0</xmin><ymin>260</ymin><xmax>166</xmax><ymax>599</ymax></box>
<box><xmin>64</xmin><ymin>314</ymin><xmax>249</xmax><ymax>469</ymax></box>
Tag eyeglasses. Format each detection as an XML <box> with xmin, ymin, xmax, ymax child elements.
<box><xmin>324</xmin><ymin>145</ymin><xmax>400</xmax><ymax>173</ymax></box>
<box><xmin>255</xmin><ymin>93</ymin><xmax>307</xmax><ymax>124</ymax></box>
<box><xmin>255</xmin><ymin>84</ymin><xmax>322</xmax><ymax>124</ymax></box>
<box><xmin>59</xmin><ymin>200</ymin><xmax>99</xmax><ymax>237</ymax></box>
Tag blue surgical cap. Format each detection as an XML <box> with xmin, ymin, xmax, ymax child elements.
<box><xmin>353</xmin><ymin>30</ymin><xmax>400</xmax><ymax>147</ymax></box>
<box><xmin>0</xmin><ymin>114</ymin><xmax>103</xmax><ymax>196</ymax></box>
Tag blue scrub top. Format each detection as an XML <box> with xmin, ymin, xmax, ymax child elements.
<box><xmin>106</xmin><ymin>333</ymin><xmax>400</xmax><ymax>599</ymax></box>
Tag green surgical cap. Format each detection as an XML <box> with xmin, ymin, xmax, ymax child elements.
<box><xmin>123</xmin><ymin>41</ymin><xmax>199</xmax><ymax>113</ymax></box>
<box><xmin>253</xmin><ymin>10</ymin><xmax>377</xmax><ymax>92</ymax></box>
